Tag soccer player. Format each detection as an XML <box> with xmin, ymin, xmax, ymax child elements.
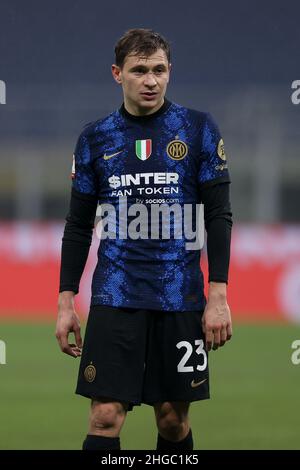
<box><xmin>56</xmin><ymin>28</ymin><xmax>233</xmax><ymax>451</ymax></box>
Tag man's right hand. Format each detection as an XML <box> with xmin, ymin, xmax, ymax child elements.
<box><xmin>55</xmin><ymin>291</ymin><xmax>83</xmax><ymax>358</ymax></box>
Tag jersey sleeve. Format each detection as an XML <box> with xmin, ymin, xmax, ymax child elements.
<box><xmin>198</xmin><ymin>113</ymin><xmax>230</xmax><ymax>188</ymax></box>
<box><xmin>72</xmin><ymin>130</ymin><xmax>98</xmax><ymax>196</ymax></box>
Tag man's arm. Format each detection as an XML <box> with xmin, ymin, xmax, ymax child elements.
<box><xmin>199</xmin><ymin>181</ymin><xmax>233</xmax><ymax>351</ymax></box>
<box><xmin>56</xmin><ymin>189</ymin><xmax>98</xmax><ymax>357</ymax></box>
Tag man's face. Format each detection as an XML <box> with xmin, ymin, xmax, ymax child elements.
<box><xmin>112</xmin><ymin>49</ymin><xmax>171</xmax><ymax>115</ymax></box>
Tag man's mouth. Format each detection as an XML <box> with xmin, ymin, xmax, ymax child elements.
<box><xmin>140</xmin><ymin>92</ymin><xmax>157</xmax><ymax>100</ymax></box>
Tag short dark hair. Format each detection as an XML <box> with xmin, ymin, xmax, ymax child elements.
<box><xmin>114</xmin><ymin>28</ymin><xmax>171</xmax><ymax>68</ymax></box>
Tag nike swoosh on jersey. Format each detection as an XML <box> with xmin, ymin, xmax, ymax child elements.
<box><xmin>190</xmin><ymin>378</ymin><xmax>207</xmax><ymax>388</ymax></box>
<box><xmin>103</xmin><ymin>150</ymin><xmax>123</xmax><ymax>160</ymax></box>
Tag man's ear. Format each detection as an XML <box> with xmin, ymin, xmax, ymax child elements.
<box><xmin>111</xmin><ymin>64</ymin><xmax>122</xmax><ymax>84</ymax></box>
<box><xmin>166</xmin><ymin>63</ymin><xmax>172</xmax><ymax>83</ymax></box>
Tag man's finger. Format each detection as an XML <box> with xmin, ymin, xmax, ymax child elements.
<box><xmin>220</xmin><ymin>326</ymin><xmax>227</xmax><ymax>346</ymax></box>
<box><xmin>69</xmin><ymin>343</ymin><xmax>82</xmax><ymax>357</ymax></box>
<box><xmin>205</xmin><ymin>329</ymin><xmax>213</xmax><ymax>351</ymax></box>
<box><xmin>227</xmin><ymin>323</ymin><xmax>233</xmax><ymax>340</ymax></box>
<box><xmin>55</xmin><ymin>331</ymin><xmax>64</xmax><ymax>351</ymax></box>
<box><xmin>212</xmin><ymin>328</ymin><xmax>221</xmax><ymax>350</ymax></box>
<box><xmin>58</xmin><ymin>332</ymin><xmax>77</xmax><ymax>357</ymax></box>
<box><xmin>63</xmin><ymin>345</ymin><xmax>78</xmax><ymax>357</ymax></box>
<box><xmin>74</xmin><ymin>327</ymin><xmax>83</xmax><ymax>349</ymax></box>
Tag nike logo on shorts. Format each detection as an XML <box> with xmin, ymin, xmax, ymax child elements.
<box><xmin>190</xmin><ymin>378</ymin><xmax>207</xmax><ymax>388</ymax></box>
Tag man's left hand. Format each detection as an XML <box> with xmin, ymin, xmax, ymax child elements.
<box><xmin>202</xmin><ymin>282</ymin><xmax>232</xmax><ymax>351</ymax></box>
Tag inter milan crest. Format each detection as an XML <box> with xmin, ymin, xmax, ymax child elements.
<box><xmin>167</xmin><ymin>139</ymin><xmax>188</xmax><ymax>161</ymax></box>
<box><xmin>84</xmin><ymin>362</ymin><xmax>96</xmax><ymax>383</ymax></box>
<box><xmin>135</xmin><ymin>139</ymin><xmax>152</xmax><ymax>160</ymax></box>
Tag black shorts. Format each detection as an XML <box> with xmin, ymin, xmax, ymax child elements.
<box><xmin>76</xmin><ymin>305</ymin><xmax>209</xmax><ymax>410</ymax></box>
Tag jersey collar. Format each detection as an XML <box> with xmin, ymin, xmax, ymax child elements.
<box><xmin>119</xmin><ymin>98</ymin><xmax>171</xmax><ymax>122</ymax></box>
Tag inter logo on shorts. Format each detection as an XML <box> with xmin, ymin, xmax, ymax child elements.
<box><xmin>84</xmin><ymin>363</ymin><xmax>96</xmax><ymax>383</ymax></box>
<box><xmin>135</xmin><ymin>139</ymin><xmax>152</xmax><ymax>160</ymax></box>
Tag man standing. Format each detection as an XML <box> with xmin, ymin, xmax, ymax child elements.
<box><xmin>56</xmin><ymin>28</ymin><xmax>233</xmax><ymax>451</ymax></box>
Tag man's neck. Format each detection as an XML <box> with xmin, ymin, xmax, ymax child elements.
<box><xmin>123</xmin><ymin>98</ymin><xmax>165</xmax><ymax>117</ymax></box>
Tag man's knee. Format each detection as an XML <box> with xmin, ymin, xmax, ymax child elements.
<box><xmin>89</xmin><ymin>398</ymin><xmax>128</xmax><ymax>436</ymax></box>
<box><xmin>154</xmin><ymin>402</ymin><xmax>190</xmax><ymax>441</ymax></box>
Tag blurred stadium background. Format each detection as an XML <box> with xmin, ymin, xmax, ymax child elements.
<box><xmin>0</xmin><ymin>0</ymin><xmax>299</xmax><ymax>449</ymax></box>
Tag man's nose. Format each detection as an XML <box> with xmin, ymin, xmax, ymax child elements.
<box><xmin>144</xmin><ymin>72</ymin><xmax>157</xmax><ymax>87</ymax></box>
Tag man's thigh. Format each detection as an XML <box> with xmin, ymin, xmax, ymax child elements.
<box><xmin>142</xmin><ymin>310</ymin><xmax>209</xmax><ymax>405</ymax></box>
